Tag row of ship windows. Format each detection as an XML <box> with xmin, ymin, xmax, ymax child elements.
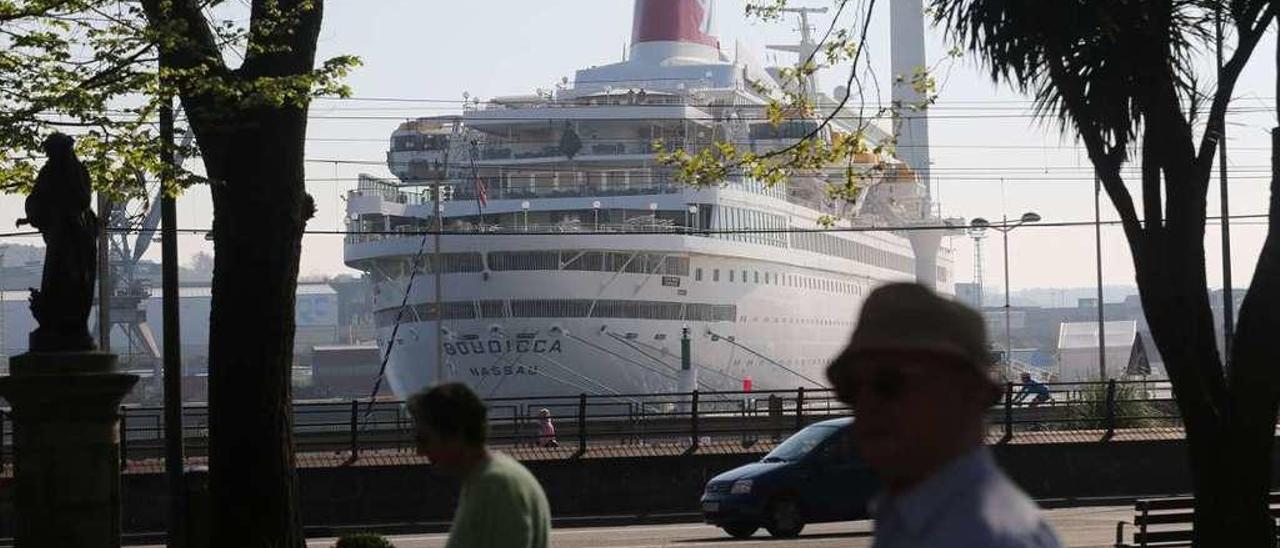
<box><xmin>708</xmin><ymin>206</ymin><xmax>915</xmax><ymax>275</ymax></box>
<box><xmin>712</xmin><ymin>206</ymin><xmax>788</xmax><ymax>248</ymax></box>
<box><xmin>368</xmin><ymin>251</ymin><xmax>690</xmax><ymax>278</ymax></box>
<box><xmin>693</xmin><ymin>267</ymin><xmax>867</xmax><ymax>296</ymax></box>
<box><xmin>731</xmin><ymin>356</ymin><xmax>838</xmax><ymax>368</ymax></box>
<box><xmin>791</xmin><ymin>231</ymin><xmax>915</xmax><ymax>275</ymax></box>
<box><xmin>735</xmin><ymin>316</ymin><xmax>854</xmax><ymax>327</ymax></box>
<box><xmin>373</xmin><ymin>299</ymin><xmax>737</xmax><ymax>328</ymax></box>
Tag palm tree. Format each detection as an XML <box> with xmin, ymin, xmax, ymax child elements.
<box><xmin>929</xmin><ymin>1</ymin><xmax>1279</xmax><ymax>545</ymax></box>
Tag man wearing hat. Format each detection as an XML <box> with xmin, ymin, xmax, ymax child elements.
<box><xmin>827</xmin><ymin>283</ymin><xmax>1060</xmax><ymax>548</ymax></box>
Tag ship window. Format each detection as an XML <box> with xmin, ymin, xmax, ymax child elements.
<box><xmin>562</xmin><ymin>251</ymin><xmax>605</xmax><ymax>272</ymax></box>
<box><xmin>479</xmin><ymin>300</ymin><xmax>505</xmax><ymax>318</ymax></box>
<box><xmin>489</xmin><ymin>251</ymin><xmax>558</xmax><ymax>271</ymax></box>
<box><xmin>663</xmin><ymin>256</ymin><xmax>691</xmax><ymax>276</ymax></box>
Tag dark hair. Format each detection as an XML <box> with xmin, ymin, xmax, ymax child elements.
<box><xmin>406</xmin><ymin>383</ymin><xmax>488</xmax><ymax>445</ymax></box>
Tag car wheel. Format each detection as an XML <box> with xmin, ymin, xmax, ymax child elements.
<box><xmin>721</xmin><ymin>524</ymin><xmax>758</xmax><ymax>539</ymax></box>
<box><xmin>765</xmin><ymin>497</ymin><xmax>805</xmax><ymax>538</ymax></box>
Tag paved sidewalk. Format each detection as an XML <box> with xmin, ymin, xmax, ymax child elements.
<box><xmin>284</xmin><ymin>504</ymin><xmax>1130</xmax><ymax>547</ymax></box>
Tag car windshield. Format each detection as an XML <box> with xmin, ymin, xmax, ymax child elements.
<box><xmin>761</xmin><ymin>425</ymin><xmax>838</xmax><ymax>463</ymax></box>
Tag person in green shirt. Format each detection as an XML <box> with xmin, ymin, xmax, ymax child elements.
<box><xmin>407</xmin><ymin>383</ymin><xmax>551</xmax><ymax>548</ymax></box>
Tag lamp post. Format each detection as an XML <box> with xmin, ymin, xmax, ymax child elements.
<box><xmin>966</xmin><ymin>226</ymin><xmax>988</xmax><ymax>309</ymax></box>
<box><xmin>521</xmin><ymin>200</ymin><xmax>531</xmax><ymax>231</ymax></box>
<box><xmin>648</xmin><ymin>202</ymin><xmax>658</xmax><ymax>231</ymax></box>
<box><xmin>592</xmin><ymin>200</ymin><xmax>601</xmax><ymax>231</ymax></box>
<box><xmin>687</xmin><ymin>204</ymin><xmax>699</xmax><ymax>234</ymax></box>
<box><xmin>970</xmin><ymin>212</ymin><xmax>1041</xmax><ymax>379</ymax></box>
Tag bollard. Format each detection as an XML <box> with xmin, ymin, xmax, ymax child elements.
<box><xmin>1104</xmin><ymin>379</ymin><xmax>1118</xmax><ymax>440</ymax></box>
<box><xmin>349</xmin><ymin>399</ymin><xmax>360</xmax><ymax>461</ymax></box>
<box><xmin>1004</xmin><ymin>382</ymin><xmax>1014</xmax><ymax>442</ymax></box>
<box><xmin>689</xmin><ymin>390</ymin><xmax>700</xmax><ymax>452</ymax></box>
<box><xmin>576</xmin><ymin>394</ymin><xmax>587</xmax><ymax>457</ymax></box>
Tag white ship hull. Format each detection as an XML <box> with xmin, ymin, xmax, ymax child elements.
<box><xmin>355</xmin><ymin>229</ymin><xmax>922</xmax><ymax>400</ymax></box>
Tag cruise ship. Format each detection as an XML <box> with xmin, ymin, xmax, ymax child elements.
<box><xmin>344</xmin><ymin>0</ymin><xmax>957</xmax><ymax>400</ymax></box>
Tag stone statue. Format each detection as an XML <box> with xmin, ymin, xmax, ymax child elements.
<box><xmin>16</xmin><ymin>133</ymin><xmax>98</xmax><ymax>352</ymax></box>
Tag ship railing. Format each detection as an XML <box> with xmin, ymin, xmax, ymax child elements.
<box><xmin>455</xmin><ymin>181</ymin><xmax>683</xmax><ymax>201</ymax></box>
<box><xmin>478</xmin><ymin>140</ymin><xmax>666</xmax><ymax>161</ymax></box>
<box><xmin>25</xmin><ymin>379</ymin><xmax>1198</xmax><ymax>467</ymax></box>
<box><xmin>347</xmin><ymin>188</ymin><xmax>427</xmax><ymax>206</ymax></box>
<box><xmin>343</xmin><ymin>222</ymin><xmax>701</xmax><ymax>245</ymax></box>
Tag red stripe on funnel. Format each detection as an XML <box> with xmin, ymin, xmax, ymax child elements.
<box><xmin>632</xmin><ymin>0</ymin><xmax>717</xmax><ymax>47</ymax></box>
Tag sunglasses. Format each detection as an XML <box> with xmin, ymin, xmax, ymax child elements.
<box><xmin>841</xmin><ymin>366</ymin><xmax>909</xmax><ymax>406</ymax></box>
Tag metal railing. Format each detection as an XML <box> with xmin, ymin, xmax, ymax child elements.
<box><xmin>0</xmin><ymin>380</ymin><xmax>1196</xmax><ymax>469</ymax></box>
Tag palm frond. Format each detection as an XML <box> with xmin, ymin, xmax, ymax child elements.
<box><xmin>930</xmin><ymin>0</ymin><xmax>1215</xmax><ymax>156</ymax></box>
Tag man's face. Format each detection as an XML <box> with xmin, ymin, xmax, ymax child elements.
<box><xmin>413</xmin><ymin>421</ymin><xmax>468</xmax><ymax>473</ymax></box>
<box><xmin>832</xmin><ymin>352</ymin><xmax>989</xmax><ymax>484</ymax></box>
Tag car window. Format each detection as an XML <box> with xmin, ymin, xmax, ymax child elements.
<box><xmin>815</xmin><ymin>428</ymin><xmax>858</xmax><ymax>465</ymax></box>
<box><xmin>762</xmin><ymin>424</ymin><xmax>837</xmax><ymax>463</ymax></box>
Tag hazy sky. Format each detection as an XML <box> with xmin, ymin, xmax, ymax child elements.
<box><xmin>2</xmin><ymin>0</ymin><xmax>1275</xmax><ymax>295</ymax></box>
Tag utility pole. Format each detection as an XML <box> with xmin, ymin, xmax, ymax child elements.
<box><xmin>97</xmin><ymin>196</ymin><xmax>111</xmax><ymax>352</ymax></box>
<box><xmin>433</xmin><ymin>179</ymin><xmax>444</xmax><ymax>386</ymax></box>
<box><xmin>433</xmin><ymin>122</ymin><xmax>455</xmax><ymax>386</ymax></box>
<box><xmin>1002</xmin><ymin>214</ymin><xmax>1013</xmax><ymax>376</ymax></box>
<box><xmin>1215</xmin><ymin>8</ymin><xmax>1235</xmax><ymax>364</ymax></box>
<box><xmin>0</xmin><ymin>249</ymin><xmax>6</xmax><ymax>360</ymax></box>
<box><xmin>1095</xmin><ymin>177</ymin><xmax>1107</xmax><ymax>380</ymax></box>
<box><xmin>159</xmin><ymin>100</ymin><xmax>185</xmax><ymax>548</ymax></box>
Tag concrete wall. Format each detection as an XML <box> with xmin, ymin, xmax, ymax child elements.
<box><xmin>1</xmin><ymin>438</ymin><xmax>1274</xmax><ymax>536</ymax></box>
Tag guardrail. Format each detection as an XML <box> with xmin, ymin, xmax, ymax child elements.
<box><xmin>0</xmin><ymin>380</ymin><xmax>1193</xmax><ymax>468</ymax></box>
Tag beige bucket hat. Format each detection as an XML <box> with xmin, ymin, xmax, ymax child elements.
<box><xmin>827</xmin><ymin>283</ymin><xmax>990</xmax><ymax>390</ymax></box>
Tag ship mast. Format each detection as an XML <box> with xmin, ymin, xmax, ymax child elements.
<box><xmin>766</xmin><ymin>6</ymin><xmax>828</xmax><ymax>104</ymax></box>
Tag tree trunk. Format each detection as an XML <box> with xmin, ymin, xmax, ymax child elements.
<box><xmin>1126</xmin><ymin>170</ymin><xmax>1277</xmax><ymax>546</ymax></box>
<box><xmin>203</xmin><ymin>105</ymin><xmax>311</xmax><ymax>548</ymax></box>
<box><xmin>139</xmin><ymin>0</ymin><xmax>323</xmax><ymax>544</ymax></box>
<box><xmin>1207</xmin><ymin>125</ymin><xmax>1280</xmax><ymax>548</ymax></box>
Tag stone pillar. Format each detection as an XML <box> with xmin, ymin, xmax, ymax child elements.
<box><xmin>0</xmin><ymin>352</ymin><xmax>137</xmax><ymax>548</ymax></box>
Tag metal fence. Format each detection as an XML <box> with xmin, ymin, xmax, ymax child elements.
<box><xmin>0</xmin><ymin>379</ymin><xmax>1191</xmax><ymax>468</ymax></box>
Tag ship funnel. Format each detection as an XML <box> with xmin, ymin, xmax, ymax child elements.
<box><xmin>631</xmin><ymin>0</ymin><xmax>721</xmax><ymax>65</ymax></box>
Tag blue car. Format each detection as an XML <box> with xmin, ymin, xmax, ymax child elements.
<box><xmin>700</xmin><ymin>417</ymin><xmax>879</xmax><ymax>539</ymax></box>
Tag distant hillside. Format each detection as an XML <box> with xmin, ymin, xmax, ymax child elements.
<box><xmin>1010</xmin><ymin>286</ymin><xmax>1142</xmax><ymax>308</ymax></box>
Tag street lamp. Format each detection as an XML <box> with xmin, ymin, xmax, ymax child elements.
<box><xmin>687</xmin><ymin>204</ymin><xmax>699</xmax><ymax>234</ymax></box>
<box><xmin>521</xmin><ymin>200</ymin><xmax>531</xmax><ymax>231</ymax></box>
<box><xmin>648</xmin><ymin>202</ymin><xmax>658</xmax><ymax>231</ymax></box>
<box><xmin>592</xmin><ymin>200</ymin><xmax>601</xmax><ymax>231</ymax></box>
<box><xmin>970</xmin><ymin>211</ymin><xmax>1041</xmax><ymax>379</ymax></box>
<box><xmin>966</xmin><ymin>226</ymin><xmax>989</xmax><ymax>309</ymax></box>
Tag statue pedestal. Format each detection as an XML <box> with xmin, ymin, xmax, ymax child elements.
<box><xmin>0</xmin><ymin>352</ymin><xmax>137</xmax><ymax>548</ymax></box>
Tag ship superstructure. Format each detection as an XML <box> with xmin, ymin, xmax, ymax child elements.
<box><xmin>344</xmin><ymin>0</ymin><xmax>955</xmax><ymax>400</ymax></box>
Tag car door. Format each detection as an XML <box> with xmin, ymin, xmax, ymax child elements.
<box><xmin>799</xmin><ymin>426</ymin><xmax>878</xmax><ymax>522</ymax></box>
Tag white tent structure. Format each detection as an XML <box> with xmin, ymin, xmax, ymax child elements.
<box><xmin>1056</xmin><ymin>321</ymin><xmax>1152</xmax><ymax>382</ymax></box>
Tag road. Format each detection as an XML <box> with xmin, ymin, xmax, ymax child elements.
<box><xmin>296</xmin><ymin>505</ymin><xmax>1129</xmax><ymax>548</ymax></box>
